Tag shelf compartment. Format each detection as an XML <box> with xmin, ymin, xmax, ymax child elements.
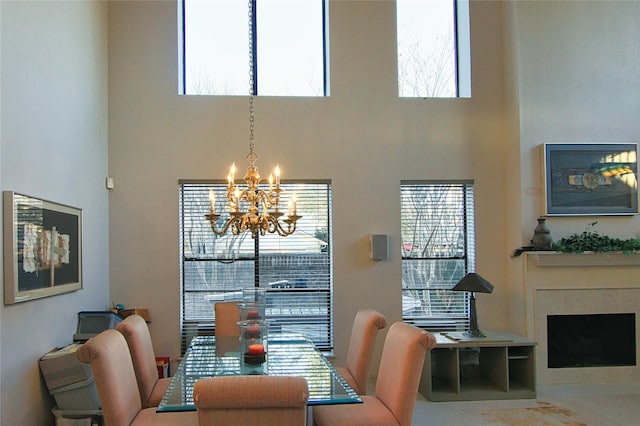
<box><xmin>420</xmin><ymin>332</ymin><xmax>537</xmax><ymax>401</ymax></box>
<box><xmin>430</xmin><ymin>348</ymin><xmax>459</xmax><ymax>394</ymax></box>
<box><xmin>508</xmin><ymin>346</ymin><xmax>536</xmax><ymax>391</ymax></box>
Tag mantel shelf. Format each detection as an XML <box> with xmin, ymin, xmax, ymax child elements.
<box><xmin>526</xmin><ymin>251</ymin><xmax>640</xmax><ymax>267</ymax></box>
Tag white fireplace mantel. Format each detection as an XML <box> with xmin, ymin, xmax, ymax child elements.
<box><xmin>530</xmin><ymin>251</ymin><xmax>640</xmax><ymax>267</ymax></box>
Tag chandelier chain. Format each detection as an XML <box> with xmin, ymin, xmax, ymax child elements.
<box><xmin>247</xmin><ymin>0</ymin><xmax>256</xmax><ymax>163</ymax></box>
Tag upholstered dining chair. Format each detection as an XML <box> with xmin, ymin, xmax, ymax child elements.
<box><xmin>214</xmin><ymin>301</ymin><xmax>240</xmax><ymax>336</ymax></box>
<box><xmin>193</xmin><ymin>375</ymin><xmax>309</xmax><ymax>426</ymax></box>
<box><xmin>313</xmin><ymin>322</ymin><xmax>436</xmax><ymax>426</ymax></box>
<box><xmin>76</xmin><ymin>329</ymin><xmax>196</xmax><ymax>426</ymax></box>
<box><xmin>335</xmin><ymin>308</ymin><xmax>388</xmax><ymax>394</ymax></box>
<box><xmin>115</xmin><ymin>314</ymin><xmax>171</xmax><ymax>408</ymax></box>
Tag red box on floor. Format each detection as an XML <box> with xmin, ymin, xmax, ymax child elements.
<box><xmin>156</xmin><ymin>357</ymin><xmax>170</xmax><ymax>378</ymax></box>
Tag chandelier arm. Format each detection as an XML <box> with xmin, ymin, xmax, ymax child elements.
<box><xmin>266</xmin><ymin>215</ymin><xmax>280</xmax><ymax>234</ymax></box>
<box><xmin>273</xmin><ymin>217</ymin><xmax>297</xmax><ymax>237</ymax></box>
<box><xmin>208</xmin><ymin>215</ymin><xmax>240</xmax><ymax>237</ymax></box>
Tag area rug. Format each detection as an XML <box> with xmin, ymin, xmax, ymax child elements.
<box><xmin>479</xmin><ymin>400</ymin><xmax>587</xmax><ymax>426</ymax></box>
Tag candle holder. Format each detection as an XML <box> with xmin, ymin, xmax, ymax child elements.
<box><xmin>237</xmin><ymin>319</ymin><xmax>269</xmax><ymax>374</ymax></box>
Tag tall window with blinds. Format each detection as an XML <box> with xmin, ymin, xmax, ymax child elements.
<box><xmin>400</xmin><ymin>181</ymin><xmax>475</xmax><ymax>331</ymax></box>
<box><xmin>179</xmin><ymin>181</ymin><xmax>333</xmax><ymax>353</ymax></box>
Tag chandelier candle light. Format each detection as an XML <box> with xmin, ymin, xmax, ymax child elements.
<box><xmin>205</xmin><ymin>157</ymin><xmax>300</xmax><ymax>238</ymax></box>
<box><xmin>205</xmin><ymin>0</ymin><xmax>300</xmax><ymax>238</ymax></box>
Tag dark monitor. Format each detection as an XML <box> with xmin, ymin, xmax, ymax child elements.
<box><xmin>73</xmin><ymin>311</ymin><xmax>123</xmax><ymax>342</ymax></box>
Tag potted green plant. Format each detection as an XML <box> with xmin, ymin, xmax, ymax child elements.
<box><xmin>551</xmin><ymin>221</ymin><xmax>640</xmax><ymax>254</ymax></box>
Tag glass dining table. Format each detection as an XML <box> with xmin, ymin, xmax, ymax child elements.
<box><xmin>157</xmin><ymin>333</ymin><xmax>362</xmax><ymax>412</ymax></box>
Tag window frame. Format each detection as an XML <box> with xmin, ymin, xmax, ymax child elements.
<box><xmin>179</xmin><ymin>180</ymin><xmax>333</xmax><ymax>354</ymax></box>
<box><xmin>178</xmin><ymin>0</ymin><xmax>330</xmax><ymax>97</ymax></box>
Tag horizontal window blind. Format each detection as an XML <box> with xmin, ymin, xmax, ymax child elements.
<box><xmin>179</xmin><ymin>181</ymin><xmax>332</xmax><ymax>353</ymax></box>
<box><xmin>400</xmin><ymin>181</ymin><xmax>474</xmax><ymax>331</ymax></box>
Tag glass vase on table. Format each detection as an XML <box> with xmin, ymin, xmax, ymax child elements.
<box><xmin>237</xmin><ymin>319</ymin><xmax>269</xmax><ymax>375</ymax></box>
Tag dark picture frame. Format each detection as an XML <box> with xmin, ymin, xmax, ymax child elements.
<box><xmin>3</xmin><ymin>192</ymin><xmax>82</xmax><ymax>304</ymax></box>
<box><xmin>543</xmin><ymin>143</ymin><xmax>638</xmax><ymax>216</ymax></box>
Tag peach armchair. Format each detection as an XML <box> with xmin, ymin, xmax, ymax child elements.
<box><xmin>193</xmin><ymin>375</ymin><xmax>309</xmax><ymax>426</ymax></box>
<box><xmin>76</xmin><ymin>329</ymin><xmax>196</xmax><ymax>426</ymax></box>
<box><xmin>336</xmin><ymin>308</ymin><xmax>388</xmax><ymax>394</ymax></box>
<box><xmin>313</xmin><ymin>322</ymin><xmax>436</xmax><ymax>426</ymax></box>
<box><xmin>115</xmin><ymin>314</ymin><xmax>171</xmax><ymax>408</ymax></box>
<box><xmin>214</xmin><ymin>301</ymin><xmax>240</xmax><ymax>336</ymax></box>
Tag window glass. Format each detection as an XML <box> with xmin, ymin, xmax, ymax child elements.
<box><xmin>397</xmin><ymin>0</ymin><xmax>471</xmax><ymax>98</ymax></box>
<box><xmin>182</xmin><ymin>0</ymin><xmax>326</xmax><ymax>96</ymax></box>
<box><xmin>400</xmin><ymin>182</ymin><xmax>475</xmax><ymax>330</ymax></box>
<box><xmin>257</xmin><ymin>0</ymin><xmax>325</xmax><ymax>96</ymax></box>
<box><xmin>183</xmin><ymin>0</ymin><xmax>248</xmax><ymax>95</ymax></box>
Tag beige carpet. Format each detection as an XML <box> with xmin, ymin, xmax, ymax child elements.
<box><xmin>479</xmin><ymin>400</ymin><xmax>587</xmax><ymax>426</ymax></box>
<box><xmin>411</xmin><ymin>383</ymin><xmax>640</xmax><ymax>425</ymax></box>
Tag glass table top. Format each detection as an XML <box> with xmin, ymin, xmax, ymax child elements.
<box><xmin>157</xmin><ymin>334</ymin><xmax>362</xmax><ymax>412</ymax></box>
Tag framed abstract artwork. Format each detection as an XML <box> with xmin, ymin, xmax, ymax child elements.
<box><xmin>543</xmin><ymin>143</ymin><xmax>638</xmax><ymax>216</ymax></box>
<box><xmin>3</xmin><ymin>192</ymin><xmax>82</xmax><ymax>304</ymax></box>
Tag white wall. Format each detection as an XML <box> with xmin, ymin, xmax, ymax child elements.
<box><xmin>515</xmin><ymin>0</ymin><xmax>640</xmax><ymax>236</ymax></box>
<box><xmin>0</xmin><ymin>1</ymin><xmax>109</xmax><ymax>425</ymax></box>
<box><xmin>107</xmin><ymin>0</ymin><xmax>509</xmax><ymax>367</ymax></box>
<box><xmin>507</xmin><ymin>0</ymin><xmax>640</xmax><ymax>329</ymax></box>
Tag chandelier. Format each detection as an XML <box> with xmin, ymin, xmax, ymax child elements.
<box><xmin>205</xmin><ymin>0</ymin><xmax>300</xmax><ymax>239</ymax></box>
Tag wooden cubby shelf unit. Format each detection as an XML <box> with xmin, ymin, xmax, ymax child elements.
<box><xmin>420</xmin><ymin>332</ymin><xmax>537</xmax><ymax>401</ymax></box>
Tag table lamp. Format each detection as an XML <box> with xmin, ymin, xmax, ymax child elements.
<box><xmin>452</xmin><ymin>273</ymin><xmax>494</xmax><ymax>337</ymax></box>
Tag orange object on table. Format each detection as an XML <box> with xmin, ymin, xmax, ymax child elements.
<box><xmin>248</xmin><ymin>344</ymin><xmax>265</xmax><ymax>356</ymax></box>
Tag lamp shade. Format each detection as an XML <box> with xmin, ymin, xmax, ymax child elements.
<box><xmin>451</xmin><ymin>273</ymin><xmax>494</xmax><ymax>294</ymax></box>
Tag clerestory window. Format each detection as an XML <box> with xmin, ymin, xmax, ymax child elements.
<box><xmin>179</xmin><ymin>0</ymin><xmax>328</xmax><ymax>96</ymax></box>
<box><xmin>179</xmin><ymin>181</ymin><xmax>333</xmax><ymax>353</ymax></box>
<box><xmin>401</xmin><ymin>181</ymin><xmax>475</xmax><ymax>330</ymax></box>
<box><xmin>397</xmin><ymin>0</ymin><xmax>471</xmax><ymax>97</ymax></box>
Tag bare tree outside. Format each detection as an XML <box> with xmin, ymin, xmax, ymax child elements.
<box><xmin>401</xmin><ymin>183</ymin><xmax>474</xmax><ymax>330</ymax></box>
<box><xmin>398</xmin><ymin>31</ymin><xmax>456</xmax><ymax>97</ymax></box>
<box><xmin>397</xmin><ymin>0</ymin><xmax>459</xmax><ymax>98</ymax></box>
<box><xmin>186</xmin><ymin>68</ymin><xmax>246</xmax><ymax>96</ymax></box>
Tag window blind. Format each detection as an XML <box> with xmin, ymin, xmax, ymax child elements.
<box><xmin>179</xmin><ymin>181</ymin><xmax>333</xmax><ymax>353</ymax></box>
<box><xmin>400</xmin><ymin>181</ymin><xmax>475</xmax><ymax>331</ymax></box>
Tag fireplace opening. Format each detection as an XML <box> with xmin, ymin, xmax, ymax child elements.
<box><xmin>547</xmin><ymin>313</ymin><xmax>636</xmax><ymax>368</ymax></box>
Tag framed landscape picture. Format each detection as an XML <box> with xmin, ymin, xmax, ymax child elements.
<box><xmin>543</xmin><ymin>143</ymin><xmax>638</xmax><ymax>216</ymax></box>
<box><xmin>3</xmin><ymin>192</ymin><xmax>82</xmax><ymax>304</ymax></box>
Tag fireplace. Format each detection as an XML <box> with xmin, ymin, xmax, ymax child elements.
<box><xmin>547</xmin><ymin>313</ymin><xmax>636</xmax><ymax>368</ymax></box>
<box><xmin>521</xmin><ymin>252</ymin><xmax>640</xmax><ymax>384</ymax></box>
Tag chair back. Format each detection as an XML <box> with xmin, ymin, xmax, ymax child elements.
<box><xmin>374</xmin><ymin>322</ymin><xmax>436</xmax><ymax>426</ymax></box>
<box><xmin>214</xmin><ymin>301</ymin><xmax>240</xmax><ymax>336</ymax></box>
<box><xmin>193</xmin><ymin>376</ymin><xmax>309</xmax><ymax>426</ymax></box>
<box><xmin>342</xmin><ymin>309</ymin><xmax>387</xmax><ymax>394</ymax></box>
<box><xmin>76</xmin><ymin>329</ymin><xmax>142</xmax><ymax>426</ymax></box>
<box><xmin>115</xmin><ymin>314</ymin><xmax>160</xmax><ymax>408</ymax></box>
